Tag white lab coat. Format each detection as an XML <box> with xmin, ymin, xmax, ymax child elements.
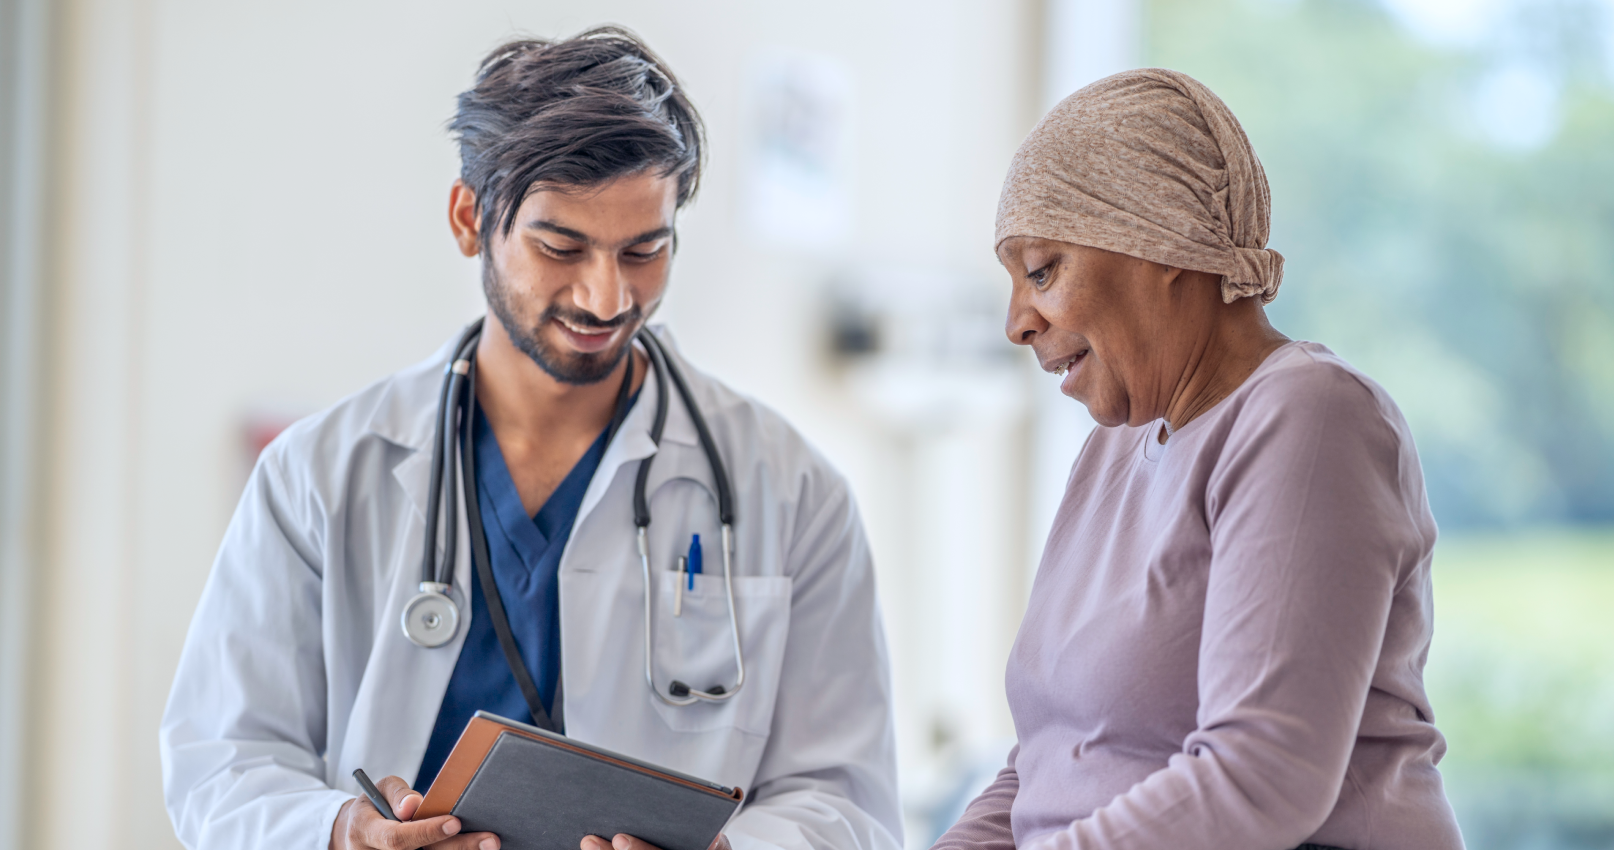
<box><xmin>160</xmin><ymin>327</ymin><xmax>902</xmax><ymax>850</ymax></box>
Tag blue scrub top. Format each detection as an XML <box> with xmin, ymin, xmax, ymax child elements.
<box><xmin>414</xmin><ymin>406</ymin><xmax>612</xmax><ymax>791</ymax></box>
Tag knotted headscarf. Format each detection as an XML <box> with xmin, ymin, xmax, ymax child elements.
<box><xmin>996</xmin><ymin>69</ymin><xmax>1284</xmax><ymax>304</ymax></box>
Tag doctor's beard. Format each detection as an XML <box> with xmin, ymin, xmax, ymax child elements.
<box><xmin>483</xmin><ymin>260</ymin><xmax>642</xmax><ymax>386</ymax></box>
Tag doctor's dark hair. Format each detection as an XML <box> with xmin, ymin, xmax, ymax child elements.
<box><xmin>450</xmin><ymin>27</ymin><xmax>705</xmax><ymax>248</ymax></box>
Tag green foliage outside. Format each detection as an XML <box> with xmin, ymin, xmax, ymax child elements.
<box><xmin>1429</xmin><ymin>531</ymin><xmax>1614</xmax><ymax>848</ymax></box>
<box><xmin>1146</xmin><ymin>0</ymin><xmax>1614</xmax><ymax>528</ymax></box>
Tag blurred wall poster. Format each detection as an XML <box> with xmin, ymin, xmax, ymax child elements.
<box><xmin>743</xmin><ymin>51</ymin><xmax>855</xmax><ymax>249</ymax></box>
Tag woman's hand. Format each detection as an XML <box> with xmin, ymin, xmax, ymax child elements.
<box><xmin>329</xmin><ymin>774</ymin><xmax>501</xmax><ymax>850</ymax></box>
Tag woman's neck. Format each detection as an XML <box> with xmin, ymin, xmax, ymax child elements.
<box><xmin>1161</xmin><ymin>298</ymin><xmax>1290</xmax><ymax>440</ymax></box>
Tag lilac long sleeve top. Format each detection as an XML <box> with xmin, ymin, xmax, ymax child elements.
<box><xmin>934</xmin><ymin>342</ymin><xmax>1464</xmax><ymax>850</ymax></box>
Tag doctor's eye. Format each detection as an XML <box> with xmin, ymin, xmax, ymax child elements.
<box><xmin>622</xmin><ymin>244</ymin><xmax>666</xmax><ymax>263</ymax></box>
<box><xmin>535</xmin><ymin>239</ymin><xmax>583</xmax><ymax>259</ymax></box>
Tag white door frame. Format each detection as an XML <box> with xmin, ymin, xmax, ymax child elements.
<box><xmin>0</xmin><ymin>0</ymin><xmax>54</xmax><ymax>846</ymax></box>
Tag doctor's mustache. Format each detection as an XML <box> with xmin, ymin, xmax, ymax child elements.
<box><xmin>542</xmin><ymin>304</ymin><xmax>644</xmax><ymax>331</ymax></box>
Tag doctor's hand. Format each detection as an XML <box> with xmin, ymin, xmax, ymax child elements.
<box><xmin>330</xmin><ymin>774</ymin><xmax>501</xmax><ymax>850</ymax></box>
<box><xmin>581</xmin><ymin>832</ymin><xmax>731</xmax><ymax>850</ymax></box>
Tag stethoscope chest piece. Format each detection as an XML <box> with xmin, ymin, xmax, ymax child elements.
<box><xmin>402</xmin><ymin>582</ymin><xmax>459</xmax><ymax>648</ymax></box>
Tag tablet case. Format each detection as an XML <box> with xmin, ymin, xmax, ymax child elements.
<box><xmin>416</xmin><ymin>711</ymin><xmax>744</xmax><ymax>850</ymax></box>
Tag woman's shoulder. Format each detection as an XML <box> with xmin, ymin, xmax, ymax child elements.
<box><xmin>1233</xmin><ymin>341</ymin><xmax>1406</xmax><ymax>430</ymax></box>
<box><xmin>1248</xmin><ymin>340</ymin><xmax>1373</xmax><ymax>390</ymax></box>
<box><xmin>1204</xmin><ymin>342</ymin><xmax>1437</xmax><ymax>577</ymax></box>
<box><xmin>1207</xmin><ymin>341</ymin><xmax>1419</xmax><ymax>478</ymax></box>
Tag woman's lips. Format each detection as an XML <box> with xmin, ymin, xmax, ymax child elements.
<box><xmin>1055</xmin><ymin>351</ymin><xmax>1088</xmax><ymax>394</ymax></box>
<box><xmin>553</xmin><ymin>317</ymin><xmax>621</xmax><ymax>353</ymax></box>
<box><xmin>1051</xmin><ymin>350</ymin><xmax>1088</xmax><ymax>376</ymax></box>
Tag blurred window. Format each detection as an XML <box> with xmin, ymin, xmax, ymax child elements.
<box><xmin>1144</xmin><ymin>0</ymin><xmax>1614</xmax><ymax>845</ymax></box>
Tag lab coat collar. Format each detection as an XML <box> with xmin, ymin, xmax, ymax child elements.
<box><xmin>575</xmin><ymin>326</ymin><xmax>705</xmax><ymax>524</ymax></box>
<box><xmin>366</xmin><ymin>331</ymin><xmax>460</xmax><ymax>455</ymax></box>
<box><xmin>364</xmin><ymin>323</ymin><xmax>702</xmax><ymax>522</ymax></box>
<box><xmin>364</xmin><ymin>323</ymin><xmax>699</xmax><ymax>453</ymax></box>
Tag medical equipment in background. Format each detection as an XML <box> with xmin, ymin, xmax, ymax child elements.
<box><xmin>823</xmin><ymin>266</ymin><xmax>1037</xmax><ymax>842</ymax></box>
<box><xmin>401</xmin><ymin>320</ymin><xmax>745</xmax><ymax>728</ymax></box>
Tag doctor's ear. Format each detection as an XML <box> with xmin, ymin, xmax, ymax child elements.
<box><xmin>449</xmin><ymin>180</ymin><xmax>482</xmax><ymax>258</ymax></box>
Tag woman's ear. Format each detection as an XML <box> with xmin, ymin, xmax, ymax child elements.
<box><xmin>448</xmin><ymin>179</ymin><xmax>481</xmax><ymax>258</ymax></box>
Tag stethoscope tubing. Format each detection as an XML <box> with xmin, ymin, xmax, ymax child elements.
<box><xmin>420</xmin><ymin>325</ymin><xmax>480</xmax><ymax>590</ymax></box>
<box><xmin>637</xmin><ymin>521</ymin><xmax>745</xmax><ymax>706</ymax></box>
<box><xmin>406</xmin><ymin>319</ymin><xmax>745</xmax><ymax>709</ymax></box>
<box><xmin>633</xmin><ymin>329</ymin><xmax>744</xmax><ymax>705</ymax></box>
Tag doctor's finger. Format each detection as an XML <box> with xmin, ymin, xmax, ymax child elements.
<box><xmin>361</xmin><ymin>812</ymin><xmax>463</xmax><ymax>850</ymax></box>
<box><xmin>427</xmin><ymin>832</ymin><xmax>501</xmax><ymax>850</ymax></box>
<box><xmin>375</xmin><ymin>774</ymin><xmax>425</xmax><ymax>820</ymax></box>
<box><xmin>607</xmin><ymin>833</ymin><xmax>667</xmax><ymax>850</ymax></box>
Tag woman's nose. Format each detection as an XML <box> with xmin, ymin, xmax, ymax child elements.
<box><xmin>1005</xmin><ymin>286</ymin><xmax>1048</xmax><ymax>346</ymax></box>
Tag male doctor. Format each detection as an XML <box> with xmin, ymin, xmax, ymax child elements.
<box><xmin>161</xmin><ymin>29</ymin><xmax>900</xmax><ymax>850</ymax></box>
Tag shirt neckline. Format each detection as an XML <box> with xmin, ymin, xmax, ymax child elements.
<box><xmin>472</xmin><ymin>401</ymin><xmax>623</xmax><ymax>564</ymax></box>
<box><xmin>1137</xmin><ymin>340</ymin><xmax>1306</xmax><ymax>463</ymax></box>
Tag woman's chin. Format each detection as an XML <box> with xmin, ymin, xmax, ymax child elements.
<box><xmin>1070</xmin><ymin>394</ymin><xmax>1127</xmax><ymax>428</ymax></box>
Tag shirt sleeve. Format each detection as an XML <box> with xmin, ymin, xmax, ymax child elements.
<box><xmin>930</xmin><ymin>747</ymin><xmax>1020</xmax><ymax>850</ymax></box>
<box><xmin>160</xmin><ymin>440</ymin><xmax>351</xmax><ymax>850</ymax></box>
<box><xmin>1024</xmin><ymin>364</ymin><xmax>1423</xmax><ymax>850</ymax></box>
<box><xmin>725</xmin><ymin>463</ymin><xmax>904</xmax><ymax>850</ymax></box>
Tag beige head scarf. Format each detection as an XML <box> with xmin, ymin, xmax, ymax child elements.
<box><xmin>996</xmin><ymin>69</ymin><xmax>1284</xmax><ymax>304</ymax></box>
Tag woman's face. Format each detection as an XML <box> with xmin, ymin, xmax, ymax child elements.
<box><xmin>1000</xmin><ymin>237</ymin><xmax>1213</xmax><ymax>428</ymax></box>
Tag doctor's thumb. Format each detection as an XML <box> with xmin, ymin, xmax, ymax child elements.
<box><xmin>376</xmin><ymin>774</ymin><xmax>424</xmax><ymax>820</ymax></box>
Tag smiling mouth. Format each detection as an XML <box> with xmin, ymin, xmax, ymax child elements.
<box><xmin>1050</xmin><ymin>350</ymin><xmax>1089</xmax><ymax>376</ymax></box>
<box><xmin>555</xmin><ymin>316</ymin><xmax>617</xmax><ymax>337</ymax></box>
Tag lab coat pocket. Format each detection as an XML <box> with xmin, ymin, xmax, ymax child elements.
<box><xmin>649</xmin><ymin>570</ymin><xmax>791</xmax><ymax>736</ymax></box>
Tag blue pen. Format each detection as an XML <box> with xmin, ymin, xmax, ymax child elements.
<box><xmin>687</xmin><ymin>534</ymin><xmax>702</xmax><ymax>590</ymax></box>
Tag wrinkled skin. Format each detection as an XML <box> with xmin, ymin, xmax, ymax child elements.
<box><xmin>999</xmin><ymin>237</ymin><xmax>1290</xmax><ymax>438</ymax></box>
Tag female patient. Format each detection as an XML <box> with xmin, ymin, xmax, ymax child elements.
<box><xmin>933</xmin><ymin>70</ymin><xmax>1465</xmax><ymax>850</ymax></box>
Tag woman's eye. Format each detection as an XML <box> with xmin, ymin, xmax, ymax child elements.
<box><xmin>1027</xmin><ymin>264</ymin><xmax>1053</xmax><ymax>287</ymax></box>
<box><xmin>624</xmin><ymin>246</ymin><xmax>664</xmax><ymax>262</ymax></box>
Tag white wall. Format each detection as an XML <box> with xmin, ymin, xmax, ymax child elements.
<box><xmin>27</xmin><ymin>2</ymin><xmax>1045</xmax><ymax>848</ymax></box>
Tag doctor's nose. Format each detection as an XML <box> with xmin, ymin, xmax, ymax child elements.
<box><xmin>573</xmin><ymin>258</ymin><xmax>635</xmax><ymax>322</ymax></box>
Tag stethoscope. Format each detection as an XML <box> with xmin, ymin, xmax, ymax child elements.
<box><xmin>400</xmin><ymin>319</ymin><xmax>745</xmax><ymax>731</ymax></box>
